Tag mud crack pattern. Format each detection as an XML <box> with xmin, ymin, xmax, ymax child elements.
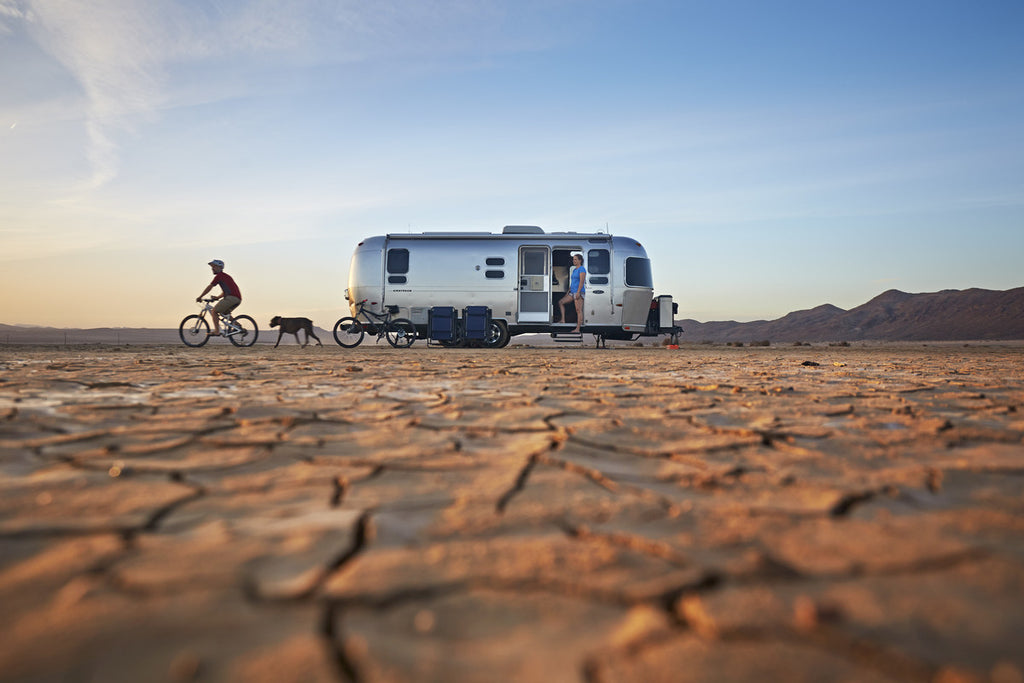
<box><xmin>0</xmin><ymin>343</ymin><xmax>1022</xmax><ymax>682</ymax></box>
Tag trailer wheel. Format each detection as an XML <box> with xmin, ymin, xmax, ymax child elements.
<box><xmin>484</xmin><ymin>320</ymin><xmax>509</xmax><ymax>348</ymax></box>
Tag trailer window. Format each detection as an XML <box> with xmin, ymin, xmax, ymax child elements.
<box><xmin>625</xmin><ymin>257</ymin><xmax>653</xmax><ymax>287</ymax></box>
<box><xmin>587</xmin><ymin>249</ymin><xmax>610</xmax><ymax>275</ymax></box>
<box><xmin>485</xmin><ymin>270</ymin><xmax>504</xmax><ymax>279</ymax></box>
<box><xmin>387</xmin><ymin>248</ymin><xmax>409</xmax><ymax>274</ymax></box>
<box><xmin>386</xmin><ymin>249</ymin><xmax>409</xmax><ymax>284</ymax></box>
<box><xmin>522</xmin><ymin>250</ymin><xmax>546</xmax><ymax>274</ymax></box>
<box><xmin>486</xmin><ymin>257</ymin><xmax>505</xmax><ymax>266</ymax></box>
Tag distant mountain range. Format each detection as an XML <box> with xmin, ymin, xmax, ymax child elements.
<box><xmin>2</xmin><ymin>287</ymin><xmax>1022</xmax><ymax>345</ymax></box>
<box><xmin>680</xmin><ymin>287</ymin><xmax>1024</xmax><ymax>343</ymax></box>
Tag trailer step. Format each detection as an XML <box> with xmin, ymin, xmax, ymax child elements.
<box><xmin>550</xmin><ymin>331</ymin><xmax>584</xmax><ymax>343</ymax></box>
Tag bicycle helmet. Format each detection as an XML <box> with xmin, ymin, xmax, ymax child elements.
<box><xmin>208</xmin><ymin>259</ymin><xmax>225</xmax><ymax>268</ymax></box>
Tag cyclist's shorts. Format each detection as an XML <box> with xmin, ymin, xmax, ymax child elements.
<box><xmin>214</xmin><ymin>296</ymin><xmax>241</xmax><ymax>315</ymax></box>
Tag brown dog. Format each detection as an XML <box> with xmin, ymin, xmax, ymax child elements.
<box><xmin>269</xmin><ymin>316</ymin><xmax>323</xmax><ymax>347</ymax></box>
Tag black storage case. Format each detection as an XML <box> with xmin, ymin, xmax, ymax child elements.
<box><xmin>462</xmin><ymin>306</ymin><xmax>491</xmax><ymax>341</ymax></box>
<box><xmin>427</xmin><ymin>306</ymin><xmax>457</xmax><ymax>343</ymax></box>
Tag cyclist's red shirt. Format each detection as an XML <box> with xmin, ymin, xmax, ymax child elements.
<box><xmin>210</xmin><ymin>272</ymin><xmax>241</xmax><ymax>299</ymax></box>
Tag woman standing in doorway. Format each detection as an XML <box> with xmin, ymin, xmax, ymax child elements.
<box><xmin>555</xmin><ymin>252</ymin><xmax>586</xmax><ymax>332</ymax></box>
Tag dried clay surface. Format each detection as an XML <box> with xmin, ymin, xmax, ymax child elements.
<box><xmin>1</xmin><ymin>342</ymin><xmax>1022</xmax><ymax>683</ymax></box>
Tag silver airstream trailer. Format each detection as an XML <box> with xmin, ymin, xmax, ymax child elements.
<box><xmin>343</xmin><ymin>225</ymin><xmax>680</xmax><ymax>347</ymax></box>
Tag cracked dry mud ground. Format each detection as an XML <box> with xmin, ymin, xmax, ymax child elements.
<box><xmin>1</xmin><ymin>343</ymin><xmax>1022</xmax><ymax>683</ymax></box>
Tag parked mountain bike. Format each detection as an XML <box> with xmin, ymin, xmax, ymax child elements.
<box><xmin>179</xmin><ymin>298</ymin><xmax>259</xmax><ymax>347</ymax></box>
<box><xmin>333</xmin><ymin>299</ymin><xmax>416</xmax><ymax>348</ymax></box>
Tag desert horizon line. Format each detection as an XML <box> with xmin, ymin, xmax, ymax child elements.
<box><xmin>2</xmin><ymin>283</ymin><xmax>1022</xmax><ymax>332</ymax></box>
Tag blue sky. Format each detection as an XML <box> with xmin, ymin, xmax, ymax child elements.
<box><xmin>2</xmin><ymin>0</ymin><xmax>1022</xmax><ymax>328</ymax></box>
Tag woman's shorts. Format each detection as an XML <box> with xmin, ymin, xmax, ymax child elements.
<box><xmin>214</xmin><ymin>296</ymin><xmax>241</xmax><ymax>315</ymax></box>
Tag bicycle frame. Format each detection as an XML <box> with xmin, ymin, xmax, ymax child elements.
<box><xmin>351</xmin><ymin>302</ymin><xmax>397</xmax><ymax>341</ymax></box>
<box><xmin>196</xmin><ymin>301</ymin><xmax>242</xmax><ymax>335</ymax></box>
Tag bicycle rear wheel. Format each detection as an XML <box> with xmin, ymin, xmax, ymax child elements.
<box><xmin>228</xmin><ymin>315</ymin><xmax>259</xmax><ymax>347</ymax></box>
<box><xmin>386</xmin><ymin>318</ymin><xmax>417</xmax><ymax>348</ymax></box>
<box><xmin>179</xmin><ymin>315</ymin><xmax>210</xmax><ymax>347</ymax></box>
<box><xmin>333</xmin><ymin>317</ymin><xmax>364</xmax><ymax>347</ymax></box>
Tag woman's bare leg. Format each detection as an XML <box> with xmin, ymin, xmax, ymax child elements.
<box><xmin>572</xmin><ymin>295</ymin><xmax>584</xmax><ymax>332</ymax></box>
<box><xmin>555</xmin><ymin>293</ymin><xmax>572</xmax><ymax>323</ymax></box>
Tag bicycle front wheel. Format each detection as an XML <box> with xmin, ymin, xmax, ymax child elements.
<box><xmin>228</xmin><ymin>315</ymin><xmax>259</xmax><ymax>347</ymax></box>
<box><xmin>179</xmin><ymin>315</ymin><xmax>210</xmax><ymax>347</ymax></box>
<box><xmin>333</xmin><ymin>317</ymin><xmax>364</xmax><ymax>347</ymax></box>
<box><xmin>386</xmin><ymin>318</ymin><xmax>417</xmax><ymax>348</ymax></box>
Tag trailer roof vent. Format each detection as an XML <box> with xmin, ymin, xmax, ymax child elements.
<box><xmin>502</xmin><ymin>225</ymin><xmax>544</xmax><ymax>234</ymax></box>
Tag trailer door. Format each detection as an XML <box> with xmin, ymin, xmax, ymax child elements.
<box><xmin>517</xmin><ymin>246</ymin><xmax>550</xmax><ymax>322</ymax></box>
<box><xmin>584</xmin><ymin>246</ymin><xmax>615</xmax><ymax>325</ymax></box>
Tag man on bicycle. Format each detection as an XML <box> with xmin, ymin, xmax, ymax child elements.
<box><xmin>197</xmin><ymin>259</ymin><xmax>242</xmax><ymax>336</ymax></box>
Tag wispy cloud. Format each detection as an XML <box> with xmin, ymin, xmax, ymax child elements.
<box><xmin>3</xmin><ymin>0</ymin><xmax>554</xmax><ymax>191</ymax></box>
<box><xmin>0</xmin><ymin>0</ymin><xmax>31</xmax><ymax>31</ymax></box>
<box><xmin>8</xmin><ymin>0</ymin><xmax>178</xmax><ymax>188</ymax></box>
